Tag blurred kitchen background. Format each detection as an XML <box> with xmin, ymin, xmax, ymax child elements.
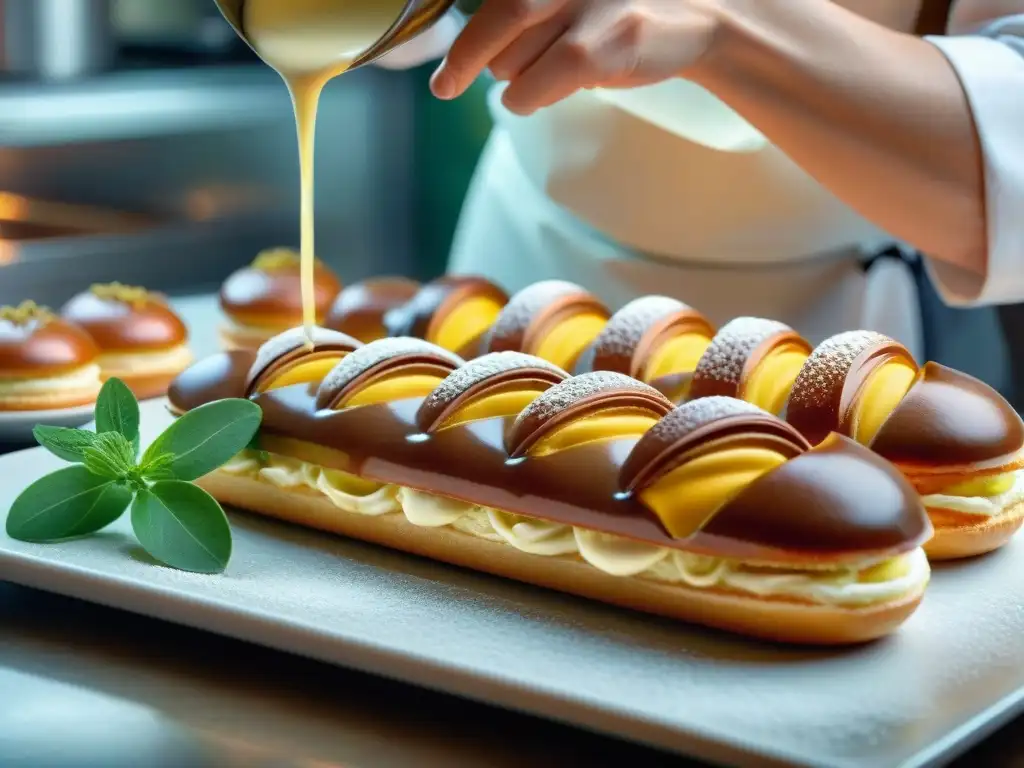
<box><xmin>0</xmin><ymin>0</ymin><xmax>490</xmax><ymax>305</ymax></box>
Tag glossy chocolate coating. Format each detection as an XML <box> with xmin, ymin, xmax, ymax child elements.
<box><xmin>219</xmin><ymin>253</ymin><xmax>342</xmax><ymax>323</ymax></box>
<box><xmin>620</xmin><ymin>397</ymin><xmax>811</xmax><ymax>493</ymax></box>
<box><xmin>383</xmin><ymin>275</ymin><xmax>508</xmax><ymax>355</ymax></box>
<box><xmin>324</xmin><ymin>277</ymin><xmax>420</xmax><ymax>342</ymax></box>
<box><xmin>689</xmin><ymin>317</ymin><xmax>810</xmax><ymax>401</ymax></box>
<box><xmin>61</xmin><ymin>287</ymin><xmax>187</xmax><ymax>351</ymax></box>
<box><xmin>787</xmin><ymin>331</ymin><xmax>917</xmax><ymax>446</ymax></box>
<box><xmin>167</xmin><ymin>350</ymin><xmax>254</xmax><ymax>413</ymax></box>
<box><xmin>314</xmin><ymin>338</ymin><xmax>463</xmax><ymax>410</ymax></box>
<box><xmin>870</xmin><ymin>362</ymin><xmax>1024</xmax><ymax>468</ymax></box>
<box><xmin>505</xmin><ymin>371</ymin><xmax>674</xmax><ymax>458</ymax></box>
<box><xmin>586</xmin><ymin>296</ymin><xmax>715</xmax><ymax>379</ymax></box>
<box><xmin>247</xmin><ymin>384</ymin><xmax>928</xmax><ymax>563</ymax></box>
<box><xmin>483</xmin><ymin>280</ymin><xmax>609</xmax><ymax>357</ymax></box>
<box><xmin>0</xmin><ymin>314</ymin><xmax>98</xmax><ymax>376</ymax></box>
<box><xmin>415</xmin><ymin>352</ymin><xmax>567</xmax><ymax>433</ymax></box>
<box><xmin>246</xmin><ymin>327</ymin><xmax>362</xmax><ymax>396</ymax></box>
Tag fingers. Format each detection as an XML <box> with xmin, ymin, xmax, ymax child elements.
<box><xmin>489</xmin><ymin>16</ymin><xmax>569</xmax><ymax>81</ymax></box>
<box><xmin>431</xmin><ymin>0</ymin><xmax>563</xmax><ymax>99</ymax></box>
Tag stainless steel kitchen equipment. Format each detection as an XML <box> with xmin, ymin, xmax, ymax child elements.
<box><xmin>0</xmin><ymin>0</ymin><xmax>114</xmax><ymax>81</ymax></box>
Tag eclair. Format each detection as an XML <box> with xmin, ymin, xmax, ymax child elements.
<box><xmin>482</xmin><ymin>280</ymin><xmax>611</xmax><ymax>371</ymax></box>
<box><xmin>61</xmin><ymin>283</ymin><xmax>192</xmax><ymax>400</ymax></box>
<box><xmin>576</xmin><ymin>295</ymin><xmax>716</xmax><ymax>401</ymax></box>
<box><xmin>688</xmin><ymin>317</ymin><xmax>813</xmax><ymax>416</ymax></box>
<box><xmin>784</xmin><ymin>331</ymin><xmax>1024</xmax><ymax>560</ymax></box>
<box><xmin>169</xmin><ymin>332</ymin><xmax>933</xmax><ymax>644</ymax></box>
<box><xmin>219</xmin><ymin>248</ymin><xmax>342</xmax><ymax>350</ymax></box>
<box><xmin>382</xmin><ymin>275</ymin><xmax>508</xmax><ymax>357</ymax></box>
<box><xmin>0</xmin><ymin>301</ymin><xmax>102</xmax><ymax>410</ymax></box>
<box><xmin>323</xmin><ymin>276</ymin><xmax>420</xmax><ymax>342</ymax></box>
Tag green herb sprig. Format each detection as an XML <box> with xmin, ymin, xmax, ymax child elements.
<box><xmin>5</xmin><ymin>378</ymin><xmax>261</xmax><ymax>574</ymax></box>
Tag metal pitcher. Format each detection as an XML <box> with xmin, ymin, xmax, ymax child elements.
<box><xmin>213</xmin><ymin>0</ymin><xmax>480</xmax><ymax>71</ymax></box>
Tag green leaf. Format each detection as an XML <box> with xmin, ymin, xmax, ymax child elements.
<box><xmin>95</xmin><ymin>378</ymin><xmax>141</xmax><ymax>455</ymax></box>
<box><xmin>6</xmin><ymin>466</ymin><xmax>133</xmax><ymax>542</ymax></box>
<box><xmin>82</xmin><ymin>432</ymin><xmax>137</xmax><ymax>480</ymax></box>
<box><xmin>33</xmin><ymin>426</ymin><xmax>98</xmax><ymax>463</ymax></box>
<box><xmin>131</xmin><ymin>481</ymin><xmax>232</xmax><ymax>573</ymax></box>
<box><xmin>139</xmin><ymin>452</ymin><xmax>176</xmax><ymax>482</ymax></box>
<box><xmin>142</xmin><ymin>399</ymin><xmax>262</xmax><ymax>481</ymax></box>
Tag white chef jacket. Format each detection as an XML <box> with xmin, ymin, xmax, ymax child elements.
<box><xmin>382</xmin><ymin>6</ymin><xmax>1024</xmax><ymax>383</ymax></box>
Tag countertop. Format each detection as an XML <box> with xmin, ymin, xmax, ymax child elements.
<box><xmin>0</xmin><ymin>294</ymin><xmax>1020</xmax><ymax>768</ymax></box>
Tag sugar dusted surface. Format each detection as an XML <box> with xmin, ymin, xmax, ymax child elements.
<box><xmin>644</xmin><ymin>396</ymin><xmax>771</xmax><ymax>446</ymax></box>
<box><xmin>592</xmin><ymin>296</ymin><xmax>690</xmax><ymax>361</ymax></box>
<box><xmin>789</xmin><ymin>330</ymin><xmax>891</xmax><ymax>411</ymax></box>
<box><xmin>488</xmin><ymin>280</ymin><xmax>590</xmax><ymax>348</ymax></box>
<box><xmin>318</xmin><ymin>337</ymin><xmax>464</xmax><ymax>399</ymax></box>
<box><xmin>693</xmin><ymin>317</ymin><xmax>794</xmax><ymax>386</ymax></box>
<box><xmin>422</xmin><ymin>352</ymin><xmax>568</xmax><ymax>411</ymax></box>
<box><xmin>251</xmin><ymin>326</ymin><xmax>360</xmax><ymax>381</ymax></box>
<box><xmin>512</xmin><ymin>371</ymin><xmax>670</xmax><ymax>432</ymax></box>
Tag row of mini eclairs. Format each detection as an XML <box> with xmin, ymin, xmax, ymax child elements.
<box><xmin>165</xmin><ymin>261</ymin><xmax>1024</xmax><ymax>646</ymax></box>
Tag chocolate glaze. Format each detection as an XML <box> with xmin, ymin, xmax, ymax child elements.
<box><xmin>0</xmin><ymin>315</ymin><xmax>98</xmax><ymax>376</ymax></box>
<box><xmin>484</xmin><ymin>280</ymin><xmax>610</xmax><ymax>357</ymax></box>
<box><xmin>689</xmin><ymin>318</ymin><xmax>811</xmax><ymax>402</ymax></box>
<box><xmin>249</xmin><ymin>384</ymin><xmax>929</xmax><ymax>563</ymax></box>
<box><xmin>505</xmin><ymin>371</ymin><xmax>674</xmax><ymax>458</ymax></box>
<box><xmin>416</xmin><ymin>353</ymin><xmax>568</xmax><ymax>433</ymax></box>
<box><xmin>620</xmin><ymin>398</ymin><xmax>811</xmax><ymax>493</ymax></box>
<box><xmin>246</xmin><ymin>327</ymin><xmax>362</xmax><ymax>396</ymax></box>
<box><xmin>584</xmin><ymin>296</ymin><xmax>715</xmax><ymax>380</ymax></box>
<box><xmin>383</xmin><ymin>276</ymin><xmax>508</xmax><ymax>349</ymax></box>
<box><xmin>219</xmin><ymin>255</ymin><xmax>342</xmax><ymax>323</ymax></box>
<box><xmin>870</xmin><ymin>362</ymin><xmax>1024</xmax><ymax>469</ymax></box>
<box><xmin>168</xmin><ymin>350</ymin><xmax>931</xmax><ymax>563</ymax></box>
<box><xmin>61</xmin><ymin>289</ymin><xmax>188</xmax><ymax>351</ymax></box>
<box><xmin>787</xmin><ymin>331</ymin><xmax>917</xmax><ymax>446</ymax></box>
<box><xmin>324</xmin><ymin>277</ymin><xmax>420</xmax><ymax>342</ymax></box>
<box><xmin>167</xmin><ymin>350</ymin><xmax>254</xmax><ymax>413</ymax></box>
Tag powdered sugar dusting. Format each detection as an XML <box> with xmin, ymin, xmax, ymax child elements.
<box><xmin>512</xmin><ymin>371</ymin><xmax>669</xmax><ymax>432</ymax></box>
<box><xmin>487</xmin><ymin>280</ymin><xmax>590</xmax><ymax>349</ymax></box>
<box><xmin>423</xmin><ymin>352</ymin><xmax>568</xmax><ymax>411</ymax></box>
<box><xmin>693</xmin><ymin>317</ymin><xmax>793</xmax><ymax>386</ymax></box>
<box><xmin>250</xmin><ymin>326</ymin><xmax>360</xmax><ymax>382</ymax></box>
<box><xmin>789</xmin><ymin>330</ymin><xmax>891</xmax><ymax>411</ymax></box>
<box><xmin>591</xmin><ymin>296</ymin><xmax>690</xmax><ymax>362</ymax></box>
<box><xmin>318</xmin><ymin>337</ymin><xmax>464</xmax><ymax>400</ymax></box>
<box><xmin>643</xmin><ymin>396</ymin><xmax>771</xmax><ymax>446</ymax></box>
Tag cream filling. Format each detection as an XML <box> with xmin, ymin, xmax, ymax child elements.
<box><xmin>221</xmin><ymin>318</ymin><xmax>289</xmax><ymax>340</ymax></box>
<box><xmin>220</xmin><ymin>451</ymin><xmax>929</xmax><ymax>607</ymax></box>
<box><xmin>0</xmin><ymin>363</ymin><xmax>102</xmax><ymax>395</ymax></box>
<box><xmin>921</xmin><ymin>470</ymin><xmax>1024</xmax><ymax>517</ymax></box>
<box><xmin>98</xmin><ymin>344</ymin><xmax>193</xmax><ymax>376</ymax></box>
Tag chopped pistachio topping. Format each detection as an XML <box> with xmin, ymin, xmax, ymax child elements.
<box><xmin>0</xmin><ymin>300</ymin><xmax>54</xmax><ymax>327</ymax></box>
<box><xmin>91</xmin><ymin>282</ymin><xmax>158</xmax><ymax>308</ymax></box>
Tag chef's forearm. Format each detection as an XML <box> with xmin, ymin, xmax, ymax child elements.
<box><xmin>690</xmin><ymin>0</ymin><xmax>986</xmax><ymax>273</ymax></box>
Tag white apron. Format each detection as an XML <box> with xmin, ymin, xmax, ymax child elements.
<box><xmin>448</xmin><ymin>82</ymin><xmax>924</xmax><ymax>354</ymax></box>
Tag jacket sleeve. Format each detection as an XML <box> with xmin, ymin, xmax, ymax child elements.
<box><xmin>374</xmin><ymin>13</ymin><xmax>463</xmax><ymax>70</ymax></box>
<box><xmin>923</xmin><ymin>8</ymin><xmax>1024</xmax><ymax>306</ymax></box>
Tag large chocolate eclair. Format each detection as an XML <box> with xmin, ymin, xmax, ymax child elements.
<box><xmin>581</xmin><ymin>296</ymin><xmax>715</xmax><ymax>393</ymax></box>
<box><xmin>688</xmin><ymin>317</ymin><xmax>812</xmax><ymax>415</ymax></box>
<box><xmin>483</xmin><ymin>280</ymin><xmax>611</xmax><ymax>371</ymax></box>
<box><xmin>383</xmin><ymin>275</ymin><xmax>508</xmax><ymax>358</ymax></box>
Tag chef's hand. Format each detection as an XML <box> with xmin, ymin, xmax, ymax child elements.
<box><xmin>430</xmin><ymin>0</ymin><xmax>722</xmax><ymax>114</ymax></box>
